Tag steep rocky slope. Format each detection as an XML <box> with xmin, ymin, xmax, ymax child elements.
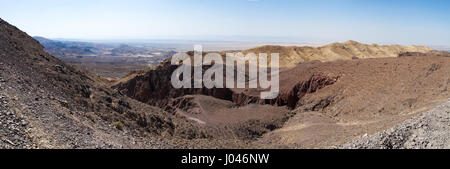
<box><xmin>0</xmin><ymin>18</ymin><xmax>235</xmax><ymax>148</ymax></box>
<box><xmin>255</xmin><ymin>55</ymin><xmax>450</xmax><ymax>148</ymax></box>
<box><xmin>340</xmin><ymin>99</ymin><xmax>450</xmax><ymax>149</ymax></box>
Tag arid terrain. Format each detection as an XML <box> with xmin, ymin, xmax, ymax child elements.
<box><xmin>115</xmin><ymin>49</ymin><xmax>450</xmax><ymax>148</ymax></box>
<box><xmin>0</xmin><ymin>18</ymin><xmax>244</xmax><ymax>149</ymax></box>
<box><xmin>1</xmin><ymin>18</ymin><xmax>449</xmax><ymax>149</ymax></box>
<box><xmin>34</xmin><ymin>36</ymin><xmax>176</xmax><ymax>79</ymax></box>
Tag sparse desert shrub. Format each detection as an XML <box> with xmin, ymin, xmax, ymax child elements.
<box><xmin>111</xmin><ymin>121</ymin><xmax>124</xmax><ymax>131</ymax></box>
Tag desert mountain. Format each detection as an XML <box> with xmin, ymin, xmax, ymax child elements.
<box><xmin>33</xmin><ymin>36</ymin><xmax>98</xmax><ymax>57</ymax></box>
<box><xmin>115</xmin><ymin>43</ymin><xmax>449</xmax><ymax>148</ymax></box>
<box><xmin>33</xmin><ymin>37</ymin><xmax>176</xmax><ymax>79</ymax></box>
<box><xmin>243</xmin><ymin>40</ymin><xmax>432</xmax><ymax>67</ymax></box>
<box><xmin>2</xmin><ymin>17</ymin><xmax>449</xmax><ymax>149</ymax></box>
<box><xmin>0</xmin><ymin>18</ymin><xmax>229</xmax><ymax>148</ymax></box>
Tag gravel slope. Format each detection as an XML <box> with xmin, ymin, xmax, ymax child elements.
<box><xmin>340</xmin><ymin>99</ymin><xmax>450</xmax><ymax>149</ymax></box>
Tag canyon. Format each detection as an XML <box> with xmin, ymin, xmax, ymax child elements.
<box><xmin>1</xmin><ymin>18</ymin><xmax>449</xmax><ymax>149</ymax></box>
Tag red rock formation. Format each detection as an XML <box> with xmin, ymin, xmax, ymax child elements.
<box><xmin>114</xmin><ymin>59</ymin><xmax>338</xmax><ymax>109</ymax></box>
<box><xmin>115</xmin><ymin>60</ymin><xmax>234</xmax><ymax>109</ymax></box>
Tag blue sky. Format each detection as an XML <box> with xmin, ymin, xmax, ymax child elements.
<box><xmin>0</xmin><ymin>0</ymin><xmax>449</xmax><ymax>45</ymax></box>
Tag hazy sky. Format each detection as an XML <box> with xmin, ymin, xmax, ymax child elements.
<box><xmin>0</xmin><ymin>0</ymin><xmax>449</xmax><ymax>45</ymax></box>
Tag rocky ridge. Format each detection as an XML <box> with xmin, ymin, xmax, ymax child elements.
<box><xmin>243</xmin><ymin>40</ymin><xmax>432</xmax><ymax>67</ymax></box>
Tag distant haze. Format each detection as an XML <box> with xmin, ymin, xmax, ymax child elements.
<box><xmin>1</xmin><ymin>0</ymin><xmax>449</xmax><ymax>46</ymax></box>
<box><xmin>47</xmin><ymin>38</ymin><xmax>326</xmax><ymax>51</ymax></box>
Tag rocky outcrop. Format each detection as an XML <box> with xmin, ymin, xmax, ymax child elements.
<box><xmin>115</xmin><ymin>58</ymin><xmax>338</xmax><ymax>110</ymax></box>
<box><xmin>231</xmin><ymin>73</ymin><xmax>338</xmax><ymax>108</ymax></box>
<box><xmin>116</xmin><ymin>60</ymin><xmax>234</xmax><ymax>109</ymax></box>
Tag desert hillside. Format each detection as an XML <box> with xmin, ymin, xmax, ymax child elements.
<box><xmin>255</xmin><ymin>55</ymin><xmax>450</xmax><ymax>148</ymax></box>
<box><xmin>0</xmin><ymin>18</ymin><xmax>238</xmax><ymax>149</ymax></box>
<box><xmin>1</xmin><ymin>17</ymin><xmax>449</xmax><ymax>149</ymax></box>
<box><xmin>244</xmin><ymin>40</ymin><xmax>432</xmax><ymax>67</ymax></box>
<box><xmin>115</xmin><ymin>45</ymin><xmax>450</xmax><ymax>148</ymax></box>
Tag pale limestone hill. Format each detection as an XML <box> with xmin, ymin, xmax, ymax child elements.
<box><xmin>243</xmin><ymin>40</ymin><xmax>432</xmax><ymax>67</ymax></box>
